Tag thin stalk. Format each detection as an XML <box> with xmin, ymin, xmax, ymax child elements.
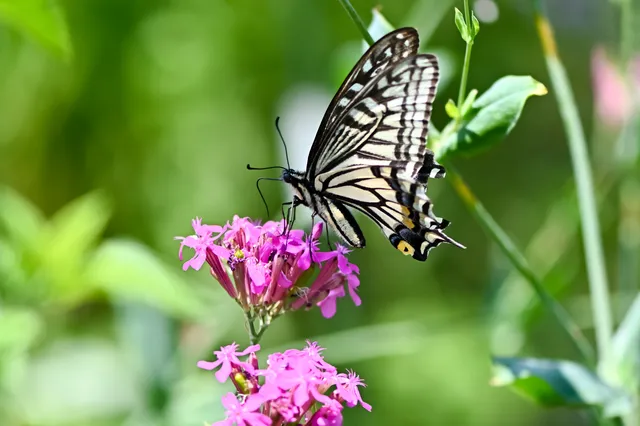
<box><xmin>615</xmin><ymin>0</ymin><xmax>640</xmax><ymax>306</ymax></box>
<box><xmin>247</xmin><ymin>313</ymin><xmax>267</xmax><ymax>345</ymax></box>
<box><xmin>533</xmin><ymin>5</ymin><xmax>613</xmax><ymax>369</ymax></box>
<box><xmin>336</xmin><ymin>0</ymin><xmax>375</xmax><ymax>46</ymax></box>
<box><xmin>615</xmin><ymin>2</ymin><xmax>640</xmax><ymax>424</ymax></box>
<box><xmin>446</xmin><ymin>165</ymin><xmax>596</xmax><ymax>366</ymax></box>
<box><xmin>456</xmin><ymin>0</ymin><xmax>474</xmax><ymax>111</ymax></box>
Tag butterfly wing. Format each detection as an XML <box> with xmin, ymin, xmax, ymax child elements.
<box><xmin>306</xmin><ymin>27</ymin><xmax>420</xmax><ymax>179</ymax></box>
<box><xmin>307</xmin><ymin>31</ymin><xmax>462</xmax><ymax>260</ymax></box>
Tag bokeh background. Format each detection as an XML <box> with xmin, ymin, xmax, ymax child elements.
<box><xmin>0</xmin><ymin>0</ymin><xmax>637</xmax><ymax>425</ymax></box>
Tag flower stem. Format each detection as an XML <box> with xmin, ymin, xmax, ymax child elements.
<box><xmin>247</xmin><ymin>312</ymin><xmax>266</xmax><ymax>345</ymax></box>
<box><xmin>446</xmin><ymin>165</ymin><xmax>596</xmax><ymax>366</ymax></box>
<box><xmin>456</xmin><ymin>0</ymin><xmax>474</xmax><ymax>115</ymax></box>
<box><xmin>533</xmin><ymin>4</ymin><xmax>613</xmax><ymax>370</ymax></box>
<box><xmin>336</xmin><ymin>0</ymin><xmax>375</xmax><ymax>46</ymax></box>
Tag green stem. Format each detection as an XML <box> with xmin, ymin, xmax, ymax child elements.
<box><xmin>446</xmin><ymin>165</ymin><xmax>596</xmax><ymax>366</ymax></box>
<box><xmin>533</xmin><ymin>5</ymin><xmax>613</xmax><ymax>369</ymax></box>
<box><xmin>247</xmin><ymin>312</ymin><xmax>266</xmax><ymax>345</ymax></box>
<box><xmin>615</xmin><ymin>3</ymin><xmax>640</xmax><ymax>424</ymax></box>
<box><xmin>456</xmin><ymin>0</ymin><xmax>474</xmax><ymax>111</ymax></box>
<box><xmin>620</xmin><ymin>0</ymin><xmax>633</xmax><ymax>63</ymax></box>
<box><xmin>336</xmin><ymin>0</ymin><xmax>375</xmax><ymax>46</ymax></box>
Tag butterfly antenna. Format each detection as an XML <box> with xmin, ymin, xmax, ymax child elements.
<box><xmin>255</xmin><ymin>177</ymin><xmax>283</xmax><ymax>218</ymax></box>
<box><xmin>275</xmin><ymin>117</ymin><xmax>291</xmax><ymax>170</ymax></box>
<box><xmin>246</xmin><ymin>164</ymin><xmax>286</xmax><ymax>171</ymax></box>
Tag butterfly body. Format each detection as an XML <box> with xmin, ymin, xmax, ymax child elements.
<box><xmin>281</xmin><ymin>27</ymin><xmax>463</xmax><ymax>261</ymax></box>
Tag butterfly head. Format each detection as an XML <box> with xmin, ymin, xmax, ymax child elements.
<box><xmin>282</xmin><ymin>169</ymin><xmax>310</xmax><ymax>206</ymax></box>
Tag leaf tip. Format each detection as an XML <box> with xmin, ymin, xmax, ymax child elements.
<box><xmin>533</xmin><ymin>82</ymin><xmax>548</xmax><ymax>96</ymax></box>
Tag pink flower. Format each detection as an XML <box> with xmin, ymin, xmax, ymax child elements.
<box><xmin>309</xmin><ymin>399</ymin><xmax>343</xmax><ymax>426</ymax></box>
<box><xmin>213</xmin><ymin>393</ymin><xmax>271</xmax><ymax>426</ymax></box>
<box><xmin>176</xmin><ymin>216</ymin><xmax>361</xmax><ymax>320</ymax></box>
<box><xmin>198</xmin><ymin>342</ymin><xmax>260</xmax><ymax>383</ymax></box>
<box><xmin>334</xmin><ymin>371</ymin><xmax>371</xmax><ymax>411</ymax></box>
<box><xmin>314</xmin><ymin>244</ymin><xmax>357</xmax><ymax>275</ymax></box>
<box><xmin>202</xmin><ymin>342</ymin><xmax>370</xmax><ymax>425</ymax></box>
<box><xmin>293</xmin><ymin>252</ymin><xmax>361</xmax><ymax>319</ymax></box>
<box><xmin>175</xmin><ymin>217</ymin><xmax>225</xmax><ymax>271</ymax></box>
<box><xmin>591</xmin><ymin>46</ymin><xmax>640</xmax><ymax>127</ymax></box>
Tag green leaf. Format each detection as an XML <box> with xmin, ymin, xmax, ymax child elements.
<box><xmin>0</xmin><ymin>0</ymin><xmax>72</xmax><ymax>59</ymax></box>
<box><xmin>44</xmin><ymin>191</ymin><xmax>111</xmax><ymax>263</ymax></box>
<box><xmin>454</xmin><ymin>8</ymin><xmax>469</xmax><ymax>43</ymax></box>
<box><xmin>470</xmin><ymin>12</ymin><xmax>480</xmax><ymax>38</ymax></box>
<box><xmin>366</xmin><ymin>7</ymin><xmax>395</xmax><ymax>45</ymax></box>
<box><xmin>39</xmin><ymin>191</ymin><xmax>111</xmax><ymax>302</ymax></box>
<box><xmin>459</xmin><ymin>89</ymin><xmax>478</xmax><ymax>118</ymax></box>
<box><xmin>491</xmin><ymin>357</ymin><xmax>632</xmax><ymax>417</ymax></box>
<box><xmin>86</xmin><ymin>239</ymin><xmax>210</xmax><ymax>319</ymax></box>
<box><xmin>0</xmin><ymin>307</ymin><xmax>42</xmax><ymax>353</ymax></box>
<box><xmin>607</xmin><ymin>293</ymin><xmax>640</xmax><ymax>389</ymax></box>
<box><xmin>403</xmin><ymin>0</ymin><xmax>455</xmax><ymax>46</ymax></box>
<box><xmin>0</xmin><ymin>308</ymin><xmax>42</xmax><ymax>390</ymax></box>
<box><xmin>445</xmin><ymin>99</ymin><xmax>459</xmax><ymax>119</ymax></box>
<box><xmin>0</xmin><ymin>186</ymin><xmax>45</xmax><ymax>249</ymax></box>
<box><xmin>436</xmin><ymin>76</ymin><xmax>547</xmax><ymax>159</ymax></box>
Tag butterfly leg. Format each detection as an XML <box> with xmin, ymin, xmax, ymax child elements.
<box><xmin>280</xmin><ymin>201</ymin><xmax>292</xmax><ymax>230</ymax></box>
<box><xmin>281</xmin><ymin>199</ymin><xmax>298</xmax><ymax>252</ymax></box>
<box><xmin>324</xmin><ymin>220</ymin><xmax>333</xmax><ymax>250</ymax></box>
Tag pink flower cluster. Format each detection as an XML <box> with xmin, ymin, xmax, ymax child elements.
<box><xmin>591</xmin><ymin>46</ymin><xmax>640</xmax><ymax>127</ymax></box>
<box><xmin>199</xmin><ymin>342</ymin><xmax>371</xmax><ymax>425</ymax></box>
<box><xmin>176</xmin><ymin>216</ymin><xmax>361</xmax><ymax>318</ymax></box>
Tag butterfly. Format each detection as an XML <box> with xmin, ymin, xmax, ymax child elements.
<box><xmin>280</xmin><ymin>27</ymin><xmax>464</xmax><ymax>261</ymax></box>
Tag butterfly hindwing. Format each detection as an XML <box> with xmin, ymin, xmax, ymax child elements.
<box><xmin>311</xmin><ymin>193</ymin><xmax>365</xmax><ymax>248</ymax></box>
<box><xmin>318</xmin><ymin>165</ymin><xmax>463</xmax><ymax>260</ymax></box>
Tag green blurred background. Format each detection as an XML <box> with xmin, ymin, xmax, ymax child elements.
<box><xmin>0</xmin><ymin>0</ymin><xmax>634</xmax><ymax>425</ymax></box>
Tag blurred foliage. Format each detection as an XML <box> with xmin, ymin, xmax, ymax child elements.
<box><xmin>491</xmin><ymin>356</ymin><xmax>631</xmax><ymax>417</ymax></box>
<box><xmin>0</xmin><ymin>0</ymin><xmax>637</xmax><ymax>425</ymax></box>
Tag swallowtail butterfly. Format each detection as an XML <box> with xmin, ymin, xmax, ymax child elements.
<box><xmin>281</xmin><ymin>27</ymin><xmax>464</xmax><ymax>260</ymax></box>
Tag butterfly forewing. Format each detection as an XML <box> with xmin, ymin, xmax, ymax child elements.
<box><xmin>313</xmin><ymin>54</ymin><xmax>441</xmax><ymax>180</ymax></box>
<box><xmin>306</xmin><ymin>28</ymin><xmax>420</xmax><ymax>178</ymax></box>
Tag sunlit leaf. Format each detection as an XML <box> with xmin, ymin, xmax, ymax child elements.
<box><xmin>470</xmin><ymin>12</ymin><xmax>480</xmax><ymax>38</ymax></box>
<box><xmin>167</xmin><ymin>374</ymin><xmax>226</xmax><ymax>425</ymax></box>
<box><xmin>36</xmin><ymin>191</ymin><xmax>111</xmax><ymax>302</ymax></box>
<box><xmin>454</xmin><ymin>8</ymin><xmax>469</xmax><ymax>43</ymax></box>
<box><xmin>15</xmin><ymin>338</ymin><xmax>138</xmax><ymax>423</ymax></box>
<box><xmin>365</xmin><ymin>8</ymin><xmax>395</xmax><ymax>47</ymax></box>
<box><xmin>0</xmin><ymin>307</ymin><xmax>42</xmax><ymax>353</ymax></box>
<box><xmin>0</xmin><ymin>308</ymin><xmax>42</xmax><ymax>390</ymax></box>
<box><xmin>0</xmin><ymin>0</ymin><xmax>72</xmax><ymax>59</ymax></box>
<box><xmin>491</xmin><ymin>357</ymin><xmax>632</xmax><ymax>417</ymax></box>
<box><xmin>607</xmin><ymin>293</ymin><xmax>640</xmax><ymax>389</ymax></box>
<box><xmin>0</xmin><ymin>239</ymin><xmax>20</xmax><ymax>292</ymax></box>
<box><xmin>0</xmin><ymin>187</ymin><xmax>45</xmax><ymax>250</ymax></box>
<box><xmin>86</xmin><ymin>239</ymin><xmax>209</xmax><ymax>319</ymax></box>
<box><xmin>445</xmin><ymin>99</ymin><xmax>459</xmax><ymax>119</ymax></box>
<box><xmin>404</xmin><ymin>0</ymin><xmax>455</xmax><ymax>45</ymax></box>
<box><xmin>44</xmin><ymin>191</ymin><xmax>111</xmax><ymax>263</ymax></box>
<box><xmin>436</xmin><ymin>76</ymin><xmax>547</xmax><ymax>159</ymax></box>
